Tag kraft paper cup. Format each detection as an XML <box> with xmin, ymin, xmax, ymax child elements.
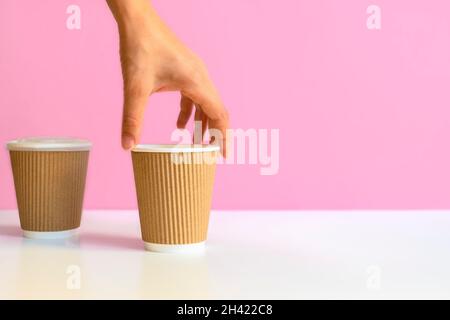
<box><xmin>7</xmin><ymin>137</ymin><xmax>91</xmax><ymax>239</ymax></box>
<box><xmin>131</xmin><ymin>144</ymin><xmax>219</xmax><ymax>254</ymax></box>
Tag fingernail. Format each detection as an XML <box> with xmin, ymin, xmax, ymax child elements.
<box><xmin>122</xmin><ymin>135</ymin><xmax>135</xmax><ymax>150</ymax></box>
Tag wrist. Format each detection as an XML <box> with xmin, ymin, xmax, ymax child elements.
<box><xmin>107</xmin><ymin>0</ymin><xmax>153</xmax><ymax>31</ymax></box>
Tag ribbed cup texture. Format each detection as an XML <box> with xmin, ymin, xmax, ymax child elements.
<box><xmin>132</xmin><ymin>152</ymin><xmax>217</xmax><ymax>244</ymax></box>
<box><xmin>9</xmin><ymin>151</ymin><xmax>89</xmax><ymax>231</ymax></box>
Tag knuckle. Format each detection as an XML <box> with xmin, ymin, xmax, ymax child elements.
<box><xmin>122</xmin><ymin>114</ymin><xmax>141</xmax><ymax>132</ymax></box>
<box><xmin>125</xmin><ymin>84</ymin><xmax>146</xmax><ymax>99</ymax></box>
<box><xmin>222</xmin><ymin>108</ymin><xmax>230</xmax><ymax>120</ymax></box>
<box><xmin>194</xmin><ymin>58</ymin><xmax>208</xmax><ymax>73</ymax></box>
<box><xmin>217</xmin><ymin>107</ymin><xmax>229</xmax><ymax>123</ymax></box>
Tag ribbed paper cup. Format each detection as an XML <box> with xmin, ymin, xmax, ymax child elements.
<box><xmin>132</xmin><ymin>144</ymin><xmax>219</xmax><ymax>254</ymax></box>
<box><xmin>7</xmin><ymin>137</ymin><xmax>91</xmax><ymax>239</ymax></box>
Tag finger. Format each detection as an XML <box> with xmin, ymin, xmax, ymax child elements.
<box><xmin>193</xmin><ymin>107</ymin><xmax>204</xmax><ymax>144</ymax></box>
<box><xmin>202</xmin><ymin>113</ymin><xmax>208</xmax><ymax>138</ymax></box>
<box><xmin>122</xmin><ymin>83</ymin><xmax>149</xmax><ymax>150</ymax></box>
<box><xmin>195</xmin><ymin>104</ymin><xmax>209</xmax><ymax>138</ymax></box>
<box><xmin>208</xmin><ymin>116</ymin><xmax>228</xmax><ymax>158</ymax></box>
<box><xmin>177</xmin><ymin>95</ymin><xmax>194</xmax><ymax>129</ymax></box>
<box><xmin>186</xmin><ymin>83</ymin><xmax>229</xmax><ymax>157</ymax></box>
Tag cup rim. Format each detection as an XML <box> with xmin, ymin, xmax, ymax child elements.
<box><xmin>132</xmin><ymin>144</ymin><xmax>220</xmax><ymax>153</ymax></box>
<box><xmin>6</xmin><ymin>137</ymin><xmax>92</xmax><ymax>151</ymax></box>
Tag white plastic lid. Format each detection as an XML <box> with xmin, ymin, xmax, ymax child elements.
<box><xmin>6</xmin><ymin>137</ymin><xmax>92</xmax><ymax>151</ymax></box>
<box><xmin>132</xmin><ymin>144</ymin><xmax>220</xmax><ymax>153</ymax></box>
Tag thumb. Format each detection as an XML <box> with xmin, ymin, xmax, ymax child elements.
<box><xmin>121</xmin><ymin>85</ymin><xmax>149</xmax><ymax>150</ymax></box>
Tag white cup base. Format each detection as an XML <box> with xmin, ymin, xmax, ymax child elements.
<box><xmin>23</xmin><ymin>228</ymin><xmax>78</xmax><ymax>240</ymax></box>
<box><xmin>144</xmin><ymin>241</ymin><xmax>206</xmax><ymax>254</ymax></box>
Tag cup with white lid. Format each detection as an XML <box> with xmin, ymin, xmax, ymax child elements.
<box><xmin>6</xmin><ymin>137</ymin><xmax>91</xmax><ymax>239</ymax></box>
<box><xmin>131</xmin><ymin>144</ymin><xmax>219</xmax><ymax>254</ymax></box>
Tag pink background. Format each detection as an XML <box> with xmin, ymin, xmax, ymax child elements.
<box><xmin>1</xmin><ymin>0</ymin><xmax>450</xmax><ymax>210</ymax></box>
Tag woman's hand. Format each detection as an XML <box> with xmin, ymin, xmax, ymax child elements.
<box><xmin>106</xmin><ymin>0</ymin><xmax>229</xmax><ymax>155</ymax></box>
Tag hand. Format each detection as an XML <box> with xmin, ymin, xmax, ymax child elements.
<box><xmin>107</xmin><ymin>0</ymin><xmax>229</xmax><ymax>155</ymax></box>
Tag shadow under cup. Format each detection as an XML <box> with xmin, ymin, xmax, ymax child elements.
<box><xmin>131</xmin><ymin>144</ymin><xmax>219</xmax><ymax>254</ymax></box>
<box><xmin>7</xmin><ymin>138</ymin><xmax>91</xmax><ymax>239</ymax></box>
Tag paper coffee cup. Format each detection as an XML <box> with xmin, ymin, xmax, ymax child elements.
<box><xmin>7</xmin><ymin>137</ymin><xmax>91</xmax><ymax>239</ymax></box>
<box><xmin>131</xmin><ymin>144</ymin><xmax>219</xmax><ymax>253</ymax></box>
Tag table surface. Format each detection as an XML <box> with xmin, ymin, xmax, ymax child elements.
<box><xmin>1</xmin><ymin>210</ymin><xmax>450</xmax><ymax>299</ymax></box>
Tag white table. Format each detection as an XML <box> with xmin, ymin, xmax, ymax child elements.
<box><xmin>1</xmin><ymin>210</ymin><xmax>449</xmax><ymax>299</ymax></box>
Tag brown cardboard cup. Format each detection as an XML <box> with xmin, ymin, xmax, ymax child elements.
<box><xmin>132</xmin><ymin>144</ymin><xmax>219</xmax><ymax>254</ymax></box>
<box><xmin>7</xmin><ymin>138</ymin><xmax>91</xmax><ymax>239</ymax></box>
